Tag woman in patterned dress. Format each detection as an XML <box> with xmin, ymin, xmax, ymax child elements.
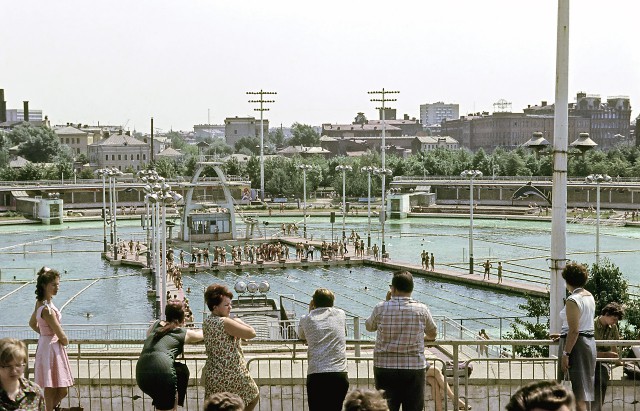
<box><xmin>0</xmin><ymin>337</ymin><xmax>44</xmax><ymax>410</ymax></box>
<box><xmin>202</xmin><ymin>284</ymin><xmax>259</xmax><ymax>411</ymax></box>
<box><xmin>28</xmin><ymin>267</ymin><xmax>74</xmax><ymax>411</ymax></box>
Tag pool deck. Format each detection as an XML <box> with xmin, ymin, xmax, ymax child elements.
<box><xmin>103</xmin><ymin>236</ymin><xmax>548</xmax><ymax>298</ymax></box>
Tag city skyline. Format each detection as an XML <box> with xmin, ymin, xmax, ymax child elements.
<box><xmin>2</xmin><ymin>0</ymin><xmax>638</xmax><ymax>133</ymax></box>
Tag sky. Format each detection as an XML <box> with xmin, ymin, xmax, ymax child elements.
<box><xmin>2</xmin><ymin>0</ymin><xmax>638</xmax><ymax>133</ymax></box>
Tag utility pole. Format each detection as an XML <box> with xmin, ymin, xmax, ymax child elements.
<box><xmin>368</xmin><ymin>88</ymin><xmax>399</xmax><ymax>257</ymax></box>
<box><xmin>247</xmin><ymin>90</ymin><xmax>277</xmax><ymax>201</ymax></box>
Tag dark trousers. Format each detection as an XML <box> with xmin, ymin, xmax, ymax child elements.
<box><xmin>592</xmin><ymin>362</ymin><xmax>610</xmax><ymax>411</ymax></box>
<box><xmin>174</xmin><ymin>362</ymin><xmax>190</xmax><ymax>406</ymax></box>
<box><xmin>307</xmin><ymin>372</ymin><xmax>349</xmax><ymax>411</ymax></box>
<box><xmin>374</xmin><ymin>367</ymin><xmax>426</xmax><ymax>411</ymax></box>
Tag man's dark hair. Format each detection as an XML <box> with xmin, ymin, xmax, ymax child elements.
<box><xmin>312</xmin><ymin>288</ymin><xmax>335</xmax><ymax>308</ymax></box>
<box><xmin>391</xmin><ymin>271</ymin><xmax>414</xmax><ymax>293</ymax></box>
<box><xmin>601</xmin><ymin>302</ymin><xmax>625</xmax><ymax>320</ymax></box>
<box><xmin>506</xmin><ymin>380</ymin><xmax>575</xmax><ymax>411</ymax></box>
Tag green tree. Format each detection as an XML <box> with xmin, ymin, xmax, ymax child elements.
<box><xmin>585</xmin><ymin>258</ymin><xmax>630</xmax><ymax>315</ymax></box>
<box><xmin>234</xmin><ymin>136</ymin><xmax>260</xmax><ymax>155</ymax></box>
<box><xmin>504</xmin><ymin>295</ymin><xmax>550</xmax><ymax>357</ymax></box>
<box><xmin>267</xmin><ymin>129</ymin><xmax>286</xmax><ymax>149</ymax></box>
<box><xmin>288</xmin><ymin>123</ymin><xmax>320</xmax><ymax>146</ymax></box>
<box><xmin>206</xmin><ymin>139</ymin><xmax>234</xmax><ymax>157</ymax></box>
<box><xmin>354</xmin><ymin>112</ymin><xmax>367</xmax><ymax>125</ymax></box>
<box><xmin>10</xmin><ymin>124</ymin><xmax>62</xmax><ymax>163</ymax></box>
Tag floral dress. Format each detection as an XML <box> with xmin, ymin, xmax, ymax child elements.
<box><xmin>202</xmin><ymin>315</ymin><xmax>259</xmax><ymax>406</ymax></box>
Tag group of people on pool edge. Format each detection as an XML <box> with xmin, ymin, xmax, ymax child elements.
<box><xmin>0</xmin><ymin>262</ymin><xmax>626</xmax><ymax>411</ymax></box>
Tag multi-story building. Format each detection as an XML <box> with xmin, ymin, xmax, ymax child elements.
<box><xmin>54</xmin><ymin>125</ymin><xmax>95</xmax><ymax>157</ymax></box>
<box><xmin>420</xmin><ymin>102</ymin><xmax>459</xmax><ymax>126</ymax></box>
<box><xmin>224</xmin><ymin>117</ymin><xmax>269</xmax><ymax>147</ymax></box>
<box><xmin>87</xmin><ymin>131</ymin><xmax>150</xmax><ymax>171</ymax></box>
<box><xmin>411</xmin><ymin>136</ymin><xmax>459</xmax><ymax>154</ymax></box>
<box><xmin>442</xmin><ymin>112</ymin><xmax>590</xmax><ymax>151</ymax></box>
<box><xmin>523</xmin><ymin>92</ymin><xmax>632</xmax><ymax>149</ymax></box>
<box><xmin>194</xmin><ymin>124</ymin><xmax>225</xmax><ymax>139</ymax></box>
<box><xmin>321</xmin><ymin>123</ymin><xmax>402</xmax><ymax>138</ymax></box>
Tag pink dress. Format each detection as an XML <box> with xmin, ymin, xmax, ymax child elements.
<box><xmin>34</xmin><ymin>301</ymin><xmax>74</xmax><ymax>388</ymax></box>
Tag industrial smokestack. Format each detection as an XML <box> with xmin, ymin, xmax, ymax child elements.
<box><xmin>0</xmin><ymin>89</ymin><xmax>6</xmax><ymax>123</ymax></box>
<box><xmin>23</xmin><ymin>101</ymin><xmax>30</xmax><ymax>122</ymax></box>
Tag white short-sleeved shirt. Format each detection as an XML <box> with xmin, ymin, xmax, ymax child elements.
<box><xmin>298</xmin><ymin>307</ymin><xmax>347</xmax><ymax>375</ymax></box>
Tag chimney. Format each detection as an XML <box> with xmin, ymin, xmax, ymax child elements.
<box><xmin>404</xmin><ymin>114</ymin><xmax>409</xmax><ymax>120</ymax></box>
<box><xmin>541</xmin><ymin>101</ymin><xmax>547</xmax><ymax>107</ymax></box>
<box><xmin>0</xmin><ymin>89</ymin><xmax>6</xmax><ymax>123</ymax></box>
<box><xmin>23</xmin><ymin>101</ymin><xmax>29</xmax><ymax>122</ymax></box>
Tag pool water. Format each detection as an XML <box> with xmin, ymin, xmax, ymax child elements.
<box><xmin>1</xmin><ymin>216</ymin><xmax>638</xmax><ymax>331</ymax></box>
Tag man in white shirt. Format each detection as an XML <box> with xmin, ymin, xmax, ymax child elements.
<box><xmin>298</xmin><ymin>288</ymin><xmax>348</xmax><ymax>411</ymax></box>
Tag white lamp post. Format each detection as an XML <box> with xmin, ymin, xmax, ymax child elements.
<box><xmin>335</xmin><ymin>165</ymin><xmax>352</xmax><ymax>241</ymax></box>
<box><xmin>461</xmin><ymin>169</ymin><xmax>483</xmax><ymax>274</ymax></box>
<box><xmin>298</xmin><ymin>164</ymin><xmax>313</xmax><ymax>238</ymax></box>
<box><xmin>94</xmin><ymin>169</ymin><xmax>108</xmax><ymax>253</ymax></box>
<box><xmin>107</xmin><ymin>168</ymin><xmax>124</xmax><ymax>260</ymax></box>
<box><xmin>361</xmin><ymin>166</ymin><xmax>375</xmax><ymax>250</ymax></box>
<box><xmin>373</xmin><ymin>167</ymin><xmax>393</xmax><ymax>257</ymax></box>
<box><xmin>585</xmin><ymin>174</ymin><xmax>612</xmax><ymax>264</ymax></box>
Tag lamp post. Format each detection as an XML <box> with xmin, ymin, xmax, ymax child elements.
<box><xmin>94</xmin><ymin>169</ymin><xmax>108</xmax><ymax>253</ymax></box>
<box><xmin>247</xmin><ymin>89</ymin><xmax>276</xmax><ymax>201</ymax></box>
<box><xmin>585</xmin><ymin>174</ymin><xmax>612</xmax><ymax>265</ymax></box>
<box><xmin>361</xmin><ymin>166</ymin><xmax>375</xmax><ymax>250</ymax></box>
<box><xmin>107</xmin><ymin>168</ymin><xmax>124</xmax><ymax>260</ymax></box>
<box><xmin>335</xmin><ymin>165</ymin><xmax>352</xmax><ymax>241</ymax></box>
<box><xmin>298</xmin><ymin>164</ymin><xmax>313</xmax><ymax>238</ymax></box>
<box><xmin>461</xmin><ymin>169</ymin><xmax>483</xmax><ymax>274</ymax></box>
<box><xmin>373</xmin><ymin>167</ymin><xmax>393</xmax><ymax>257</ymax></box>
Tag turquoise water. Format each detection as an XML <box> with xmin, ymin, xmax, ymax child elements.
<box><xmin>1</xmin><ymin>217</ymin><xmax>638</xmax><ymax>330</ymax></box>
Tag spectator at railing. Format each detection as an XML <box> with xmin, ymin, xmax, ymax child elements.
<box><xmin>550</xmin><ymin>262</ymin><xmax>596</xmax><ymax>411</ymax></box>
<box><xmin>29</xmin><ymin>266</ymin><xmax>73</xmax><ymax>411</ymax></box>
<box><xmin>342</xmin><ymin>388</ymin><xmax>389</xmax><ymax>411</ymax></box>
<box><xmin>0</xmin><ymin>337</ymin><xmax>44</xmax><ymax>410</ymax></box>
<box><xmin>203</xmin><ymin>392</ymin><xmax>245</xmax><ymax>411</ymax></box>
<box><xmin>365</xmin><ymin>270</ymin><xmax>436</xmax><ymax>411</ymax></box>
<box><xmin>202</xmin><ymin>284</ymin><xmax>259</xmax><ymax>411</ymax></box>
<box><xmin>506</xmin><ymin>380</ymin><xmax>575</xmax><ymax>411</ymax></box>
<box><xmin>593</xmin><ymin>302</ymin><xmax>625</xmax><ymax>411</ymax></box>
<box><xmin>136</xmin><ymin>300</ymin><xmax>203</xmax><ymax>411</ymax></box>
<box><xmin>298</xmin><ymin>288</ymin><xmax>348</xmax><ymax>411</ymax></box>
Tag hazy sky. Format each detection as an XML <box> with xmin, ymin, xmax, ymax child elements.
<box><xmin>2</xmin><ymin>1</ymin><xmax>638</xmax><ymax>133</ymax></box>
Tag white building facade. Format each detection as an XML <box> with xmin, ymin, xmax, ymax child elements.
<box><xmin>419</xmin><ymin>102</ymin><xmax>459</xmax><ymax>126</ymax></box>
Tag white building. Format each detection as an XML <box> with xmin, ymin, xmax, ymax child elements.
<box><xmin>87</xmin><ymin>132</ymin><xmax>150</xmax><ymax>171</ymax></box>
<box><xmin>419</xmin><ymin>102</ymin><xmax>459</xmax><ymax>126</ymax></box>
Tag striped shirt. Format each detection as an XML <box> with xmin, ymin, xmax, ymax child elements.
<box><xmin>365</xmin><ymin>296</ymin><xmax>437</xmax><ymax>369</ymax></box>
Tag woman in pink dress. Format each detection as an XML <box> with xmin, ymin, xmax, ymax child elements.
<box><xmin>28</xmin><ymin>267</ymin><xmax>74</xmax><ymax>411</ymax></box>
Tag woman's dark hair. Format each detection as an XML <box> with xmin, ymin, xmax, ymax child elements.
<box><xmin>312</xmin><ymin>288</ymin><xmax>335</xmax><ymax>308</ymax></box>
<box><xmin>153</xmin><ymin>300</ymin><xmax>185</xmax><ymax>342</ymax></box>
<box><xmin>205</xmin><ymin>284</ymin><xmax>233</xmax><ymax>311</ymax></box>
<box><xmin>506</xmin><ymin>380</ymin><xmax>575</xmax><ymax>411</ymax></box>
<box><xmin>391</xmin><ymin>271</ymin><xmax>414</xmax><ymax>293</ymax></box>
<box><xmin>601</xmin><ymin>302</ymin><xmax>625</xmax><ymax>320</ymax></box>
<box><xmin>561</xmin><ymin>262</ymin><xmax>589</xmax><ymax>288</ymax></box>
<box><xmin>35</xmin><ymin>266</ymin><xmax>60</xmax><ymax>301</ymax></box>
<box><xmin>343</xmin><ymin>388</ymin><xmax>389</xmax><ymax>411</ymax></box>
<box><xmin>204</xmin><ymin>392</ymin><xmax>245</xmax><ymax>411</ymax></box>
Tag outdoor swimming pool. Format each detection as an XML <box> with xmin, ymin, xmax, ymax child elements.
<box><xmin>1</xmin><ymin>216</ymin><xmax>638</xmax><ymax>332</ymax></box>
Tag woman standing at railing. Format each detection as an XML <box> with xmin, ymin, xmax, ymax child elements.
<box><xmin>202</xmin><ymin>284</ymin><xmax>259</xmax><ymax>411</ymax></box>
<box><xmin>551</xmin><ymin>262</ymin><xmax>596</xmax><ymax>411</ymax></box>
<box><xmin>28</xmin><ymin>267</ymin><xmax>74</xmax><ymax>411</ymax></box>
<box><xmin>136</xmin><ymin>300</ymin><xmax>203</xmax><ymax>411</ymax></box>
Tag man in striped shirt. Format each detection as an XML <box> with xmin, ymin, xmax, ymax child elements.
<box><xmin>365</xmin><ymin>270</ymin><xmax>437</xmax><ymax>411</ymax></box>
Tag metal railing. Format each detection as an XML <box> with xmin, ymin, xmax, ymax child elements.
<box><xmin>18</xmin><ymin>338</ymin><xmax>640</xmax><ymax>411</ymax></box>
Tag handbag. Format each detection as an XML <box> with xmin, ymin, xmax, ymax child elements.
<box><xmin>561</xmin><ymin>372</ymin><xmax>572</xmax><ymax>391</ymax></box>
